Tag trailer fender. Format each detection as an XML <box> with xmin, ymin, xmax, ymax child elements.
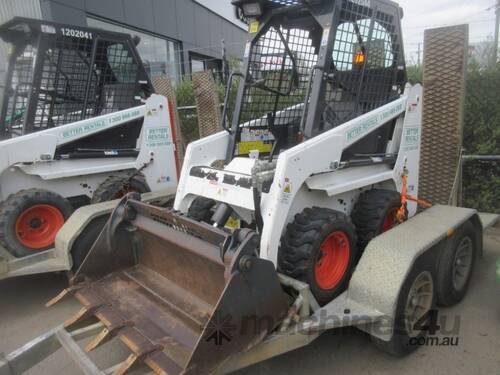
<box><xmin>346</xmin><ymin>205</ymin><xmax>480</xmax><ymax>341</ymax></box>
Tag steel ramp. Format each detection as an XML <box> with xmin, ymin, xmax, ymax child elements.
<box><xmin>0</xmin><ymin>322</ymin><xmax>109</xmax><ymax>375</ymax></box>
<box><xmin>50</xmin><ymin>195</ymin><xmax>288</xmax><ymax>375</ymax></box>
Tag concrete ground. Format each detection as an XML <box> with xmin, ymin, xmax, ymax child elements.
<box><xmin>0</xmin><ymin>229</ymin><xmax>499</xmax><ymax>375</ymax></box>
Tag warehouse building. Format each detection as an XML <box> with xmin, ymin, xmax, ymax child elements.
<box><xmin>0</xmin><ymin>0</ymin><xmax>248</xmax><ymax>86</ymax></box>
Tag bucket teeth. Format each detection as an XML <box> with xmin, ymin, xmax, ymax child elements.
<box><xmin>64</xmin><ymin>306</ymin><xmax>98</xmax><ymax>329</ymax></box>
<box><xmin>111</xmin><ymin>353</ymin><xmax>139</xmax><ymax>375</ymax></box>
<box><xmin>85</xmin><ymin>308</ymin><xmax>133</xmax><ymax>352</ymax></box>
<box><xmin>46</xmin><ymin>285</ymin><xmax>84</xmax><ymax>307</ymax></box>
<box><xmin>85</xmin><ymin>327</ymin><xmax>112</xmax><ymax>352</ymax></box>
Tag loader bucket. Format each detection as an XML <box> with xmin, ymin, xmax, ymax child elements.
<box><xmin>59</xmin><ymin>195</ymin><xmax>288</xmax><ymax>374</ymax></box>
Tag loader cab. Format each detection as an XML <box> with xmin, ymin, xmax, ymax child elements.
<box><xmin>0</xmin><ymin>17</ymin><xmax>153</xmax><ymax>140</ymax></box>
<box><xmin>230</xmin><ymin>0</ymin><xmax>406</xmax><ymax>161</ymax></box>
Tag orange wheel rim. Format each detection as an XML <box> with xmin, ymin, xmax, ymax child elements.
<box><xmin>15</xmin><ymin>204</ymin><xmax>65</xmax><ymax>250</ymax></box>
<box><xmin>315</xmin><ymin>231</ymin><xmax>350</xmax><ymax>290</ymax></box>
<box><xmin>382</xmin><ymin>207</ymin><xmax>399</xmax><ymax>232</ymax></box>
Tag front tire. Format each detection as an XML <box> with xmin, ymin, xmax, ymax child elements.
<box><xmin>0</xmin><ymin>189</ymin><xmax>73</xmax><ymax>257</ymax></box>
<box><xmin>279</xmin><ymin>207</ymin><xmax>358</xmax><ymax>305</ymax></box>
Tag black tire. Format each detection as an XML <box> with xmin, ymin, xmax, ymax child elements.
<box><xmin>0</xmin><ymin>189</ymin><xmax>73</xmax><ymax>257</ymax></box>
<box><xmin>278</xmin><ymin>207</ymin><xmax>358</xmax><ymax>305</ymax></box>
<box><xmin>351</xmin><ymin>189</ymin><xmax>404</xmax><ymax>251</ymax></box>
<box><xmin>187</xmin><ymin>197</ymin><xmax>216</xmax><ymax>223</ymax></box>
<box><xmin>91</xmin><ymin>174</ymin><xmax>150</xmax><ymax>204</ymax></box>
<box><xmin>372</xmin><ymin>255</ymin><xmax>436</xmax><ymax>356</ymax></box>
<box><xmin>436</xmin><ymin>221</ymin><xmax>476</xmax><ymax>307</ymax></box>
<box><xmin>70</xmin><ymin>214</ymin><xmax>110</xmax><ymax>272</ymax></box>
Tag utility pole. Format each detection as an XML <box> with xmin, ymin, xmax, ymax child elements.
<box><xmin>221</xmin><ymin>39</ymin><xmax>229</xmax><ymax>85</ymax></box>
<box><xmin>493</xmin><ymin>0</ymin><xmax>500</xmax><ymax>65</ymax></box>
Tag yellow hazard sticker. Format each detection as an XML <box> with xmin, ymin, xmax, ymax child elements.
<box><xmin>238</xmin><ymin>141</ymin><xmax>272</xmax><ymax>155</ymax></box>
<box><xmin>249</xmin><ymin>21</ymin><xmax>260</xmax><ymax>34</ymax></box>
<box><xmin>280</xmin><ymin>178</ymin><xmax>292</xmax><ymax>204</ymax></box>
<box><xmin>225</xmin><ymin>216</ymin><xmax>241</xmax><ymax>230</ymax></box>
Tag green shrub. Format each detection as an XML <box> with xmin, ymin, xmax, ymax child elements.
<box><xmin>462</xmin><ymin>62</ymin><xmax>500</xmax><ymax>213</ymax></box>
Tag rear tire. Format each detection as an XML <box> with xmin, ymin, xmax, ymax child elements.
<box><xmin>279</xmin><ymin>207</ymin><xmax>358</xmax><ymax>305</ymax></box>
<box><xmin>436</xmin><ymin>221</ymin><xmax>476</xmax><ymax>306</ymax></box>
<box><xmin>372</xmin><ymin>255</ymin><xmax>435</xmax><ymax>356</ymax></box>
<box><xmin>187</xmin><ymin>197</ymin><xmax>216</xmax><ymax>223</ymax></box>
<box><xmin>0</xmin><ymin>189</ymin><xmax>73</xmax><ymax>257</ymax></box>
<box><xmin>91</xmin><ymin>174</ymin><xmax>150</xmax><ymax>204</ymax></box>
<box><xmin>351</xmin><ymin>189</ymin><xmax>405</xmax><ymax>251</ymax></box>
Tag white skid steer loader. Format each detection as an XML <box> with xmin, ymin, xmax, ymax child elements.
<box><xmin>0</xmin><ymin>18</ymin><xmax>178</xmax><ymax>258</ymax></box>
<box><xmin>2</xmin><ymin>1</ymin><xmax>498</xmax><ymax>375</ymax></box>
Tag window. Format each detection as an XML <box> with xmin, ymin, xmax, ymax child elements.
<box><xmin>332</xmin><ymin>19</ymin><xmax>394</xmax><ymax>71</ymax></box>
<box><xmin>190</xmin><ymin>53</ymin><xmax>222</xmax><ymax>80</ymax></box>
<box><xmin>87</xmin><ymin>17</ymin><xmax>181</xmax><ymax>83</ymax></box>
<box><xmin>191</xmin><ymin>57</ymin><xmax>205</xmax><ymax>74</ymax></box>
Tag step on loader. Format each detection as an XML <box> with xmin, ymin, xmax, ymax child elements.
<box><xmin>0</xmin><ymin>18</ymin><xmax>179</xmax><ymax>258</ymax></box>
<box><xmin>6</xmin><ymin>1</ymin><xmax>498</xmax><ymax>374</ymax></box>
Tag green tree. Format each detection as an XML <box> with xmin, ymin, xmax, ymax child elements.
<box><xmin>406</xmin><ymin>65</ymin><xmax>422</xmax><ymax>84</ymax></box>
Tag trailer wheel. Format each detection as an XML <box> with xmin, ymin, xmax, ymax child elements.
<box><xmin>436</xmin><ymin>221</ymin><xmax>476</xmax><ymax>306</ymax></box>
<box><xmin>91</xmin><ymin>174</ymin><xmax>150</xmax><ymax>204</ymax></box>
<box><xmin>0</xmin><ymin>189</ymin><xmax>73</xmax><ymax>257</ymax></box>
<box><xmin>372</xmin><ymin>256</ymin><xmax>435</xmax><ymax>356</ymax></box>
<box><xmin>351</xmin><ymin>189</ymin><xmax>405</xmax><ymax>251</ymax></box>
<box><xmin>187</xmin><ymin>197</ymin><xmax>216</xmax><ymax>223</ymax></box>
<box><xmin>279</xmin><ymin>207</ymin><xmax>358</xmax><ymax>305</ymax></box>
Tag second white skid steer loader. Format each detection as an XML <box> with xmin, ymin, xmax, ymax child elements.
<box><xmin>10</xmin><ymin>1</ymin><xmax>495</xmax><ymax>374</ymax></box>
<box><xmin>0</xmin><ymin>18</ymin><xmax>179</xmax><ymax>258</ymax></box>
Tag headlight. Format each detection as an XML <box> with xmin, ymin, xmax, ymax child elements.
<box><xmin>241</xmin><ymin>2</ymin><xmax>263</xmax><ymax>17</ymax></box>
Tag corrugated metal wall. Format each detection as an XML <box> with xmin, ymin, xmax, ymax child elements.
<box><xmin>0</xmin><ymin>0</ymin><xmax>42</xmax><ymax>113</ymax></box>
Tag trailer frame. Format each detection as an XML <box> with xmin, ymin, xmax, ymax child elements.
<box><xmin>1</xmin><ymin>208</ymin><xmax>497</xmax><ymax>375</ymax></box>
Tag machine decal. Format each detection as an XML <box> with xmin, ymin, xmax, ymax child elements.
<box><xmin>146</xmin><ymin>127</ymin><xmax>171</xmax><ymax>148</ymax></box>
<box><xmin>249</xmin><ymin>21</ymin><xmax>260</xmax><ymax>34</ymax></box>
<box><xmin>244</xmin><ymin>42</ymin><xmax>251</xmax><ymax>58</ymax></box>
<box><xmin>59</xmin><ymin>108</ymin><xmax>142</xmax><ymax>140</ymax></box>
<box><xmin>238</xmin><ymin>141</ymin><xmax>273</xmax><ymax>154</ymax></box>
<box><xmin>61</xmin><ymin>28</ymin><xmax>93</xmax><ymax>39</ymax></box>
<box><xmin>60</xmin><ymin>119</ymin><xmax>106</xmax><ymax>139</ymax></box>
<box><xmin>321</xmin><ymin>27</ymin><xmax>330</xmax><ymax>46</ymax></box>
<box><xmin>402</xmin><ymin>127</ymin><xmax>420</xmax><ymax>152</ymax></box>
<box><xmin>40</xmin><ymin>24</ymin><xmax>56</xmax><ymax>34</ymax></box>
<box><xmin>346</xmin><ymin>100</ymin><xmax>404</xmax><ymax>142</ymax></box>
<box><xmin>279</xmin><ymin>178</ymin><xmax>292</xmax><ymax>204</ymax></box>
<box><xmin>349</xmin><ymin>0</ymin><xmax>371</xmax><ymax>7</ymax></box>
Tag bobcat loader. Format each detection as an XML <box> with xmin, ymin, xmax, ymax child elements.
<box><xmin>0</xmin><ymin>18</ymin><xmax>179</xmax><ymax>259</ymax></box>
<box><xmin>1</xmin><ymin>1</ymin><xmax>498</xmax><ymax>374</ymax></box>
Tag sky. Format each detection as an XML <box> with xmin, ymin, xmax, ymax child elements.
<box><xmin>394</xmin><ymin>0</ymin><xmax>497</xmax><ymax>64</ymax></box>
<box><xmin>195</xmin><ymin>0</ymin><xmax>498</xmax><ymax>65</ymax></box>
